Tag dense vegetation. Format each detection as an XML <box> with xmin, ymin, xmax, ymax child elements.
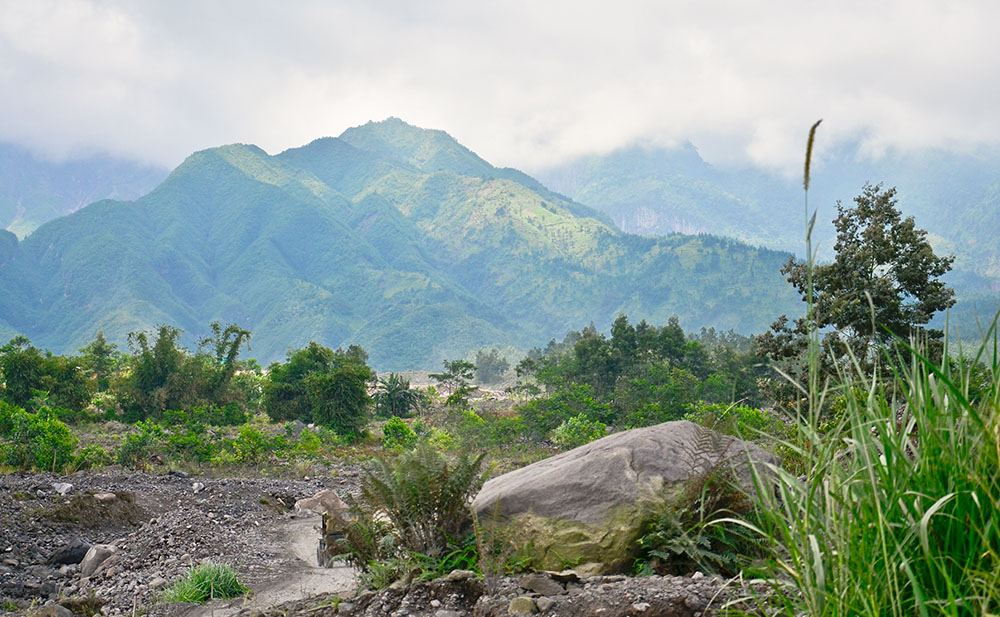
<box><xmin>0</xmin><ymin>119</ymin><xmax>800</xmax><ymax>369</ymax></box>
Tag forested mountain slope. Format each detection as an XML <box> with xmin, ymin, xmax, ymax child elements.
<box><xmin>536</xmin><ymin>143</ymin><xmax>1000</xmax><ymax>288</ymax></box>
<box><xmin>0</xmin><ymin>120</ymin><xmax>800</xmax><ymax>369</ymax></box>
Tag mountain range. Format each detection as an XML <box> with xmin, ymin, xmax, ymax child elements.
<box><xmin>0</xmin><ymin>119</ymin><xmax>801</xmax><ymax>369</ymax></box>
<box><xmin>0</xmin><ymin>143</ymin><xmax>167</xmax><ymax>238</ymax></box>
<box><xmin>535</xmin><ymin>142</ymin><xmax>1000</xmax><ymax>291</ymax></box>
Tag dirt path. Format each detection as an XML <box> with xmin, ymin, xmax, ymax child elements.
<box><xmin>187</xmin><ymin>515</ymin><xmax>357</xmax><ymax>617</ymax></box>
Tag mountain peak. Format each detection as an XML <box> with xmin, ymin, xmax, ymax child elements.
<box><xmin>339</xmin><ymin>117</ymin><xmax>495</xmax><ymax>177</ymax></box>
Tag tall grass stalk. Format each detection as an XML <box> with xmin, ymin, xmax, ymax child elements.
<box><xmin>743</xmin><ymin>121</ymin><xmax>1000</xmax><ymax>615</ymax></box>
<box><xmin>748</xmin><ymin>327</ymin><xmax>1000</xmax><ymax>616</ymax></box>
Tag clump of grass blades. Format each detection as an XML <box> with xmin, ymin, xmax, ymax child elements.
<box><xmin>746</xmin><ymin>322</ymin><xmax>1000</xmax><ymax>617</ymax></box>
<box><xmin>160</xmin><ymin>562</ymin><xmax>248</xmax><ymax>604</ymax></box>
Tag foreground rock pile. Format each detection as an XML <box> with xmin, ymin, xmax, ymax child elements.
<box><xmin>236</xmin><ymin>569</ymin><xmax>755</xmax><ymax>617</ymax></box>
<box><xmin>0</xmin><ymin>469</ymin><xmax>357</xmax><ymax>616</ymax></box>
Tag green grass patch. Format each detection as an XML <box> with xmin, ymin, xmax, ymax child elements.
<box><xmin>160</xmin><ymin>562</ymin><xmax>248</xmax><ymax>604</ymax></box>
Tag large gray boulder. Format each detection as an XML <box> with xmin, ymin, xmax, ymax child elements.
<box><xmin>472</xmin><ymin>420</ymin><xmax>776</xmax><ymax>574</ymax></box>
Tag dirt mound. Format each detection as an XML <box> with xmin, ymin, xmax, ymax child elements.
<box><xmin>38</xmin><ymin>492</ymin><xmax>146</xmax><ymax>528</ymax></box>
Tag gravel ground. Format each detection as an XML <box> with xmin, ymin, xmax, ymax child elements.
<box><xmin>0</xmin><ymin>467</ymin><xmax>361</xmax><ymax>616</ymax></box>
<box><xmin>1</xmin><ymin>468</ymin><xmax>766</xmax><ymax>617</ymax></box>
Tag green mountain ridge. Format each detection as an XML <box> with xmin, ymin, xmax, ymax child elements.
<box><xmin>0</xmin><ymin>119</ymin><xmax>800</xmax><ymax>369</ymax></box>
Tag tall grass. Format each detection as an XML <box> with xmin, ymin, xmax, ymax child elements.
<box><xmin>744</xmin><ymin>121</ymin><xmax>1000</xmax><ymax>616</ymax></box>
<box><xmin>748</xmin><ymin>332</ymin><xmax>1000</xmax><ymax>616</ymax></box>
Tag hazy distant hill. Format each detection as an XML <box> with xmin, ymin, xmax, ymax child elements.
<box><xmin>0</xmin><ymin>119</ymin><xmax>800</xmax><ymax>369</ymax></box>
<box><xmin>535</xmin><ymin>143</ymin><xmax>1000</xmax><ymax>289</ymax></box>
<box><xmin>0</xmin><ymin>143</ymin><xmax>168</xmax><ymax>238</ymax></box>
<box><xmin>535</xmin><ymin>143</ymin><xmax>1000</xmax><ymax>340</ymax></box>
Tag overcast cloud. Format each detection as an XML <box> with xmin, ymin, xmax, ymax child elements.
<box><xmin>1</xmin><ymin>0</ymin><xmax>998</xmax><ymax>173</ymax></box>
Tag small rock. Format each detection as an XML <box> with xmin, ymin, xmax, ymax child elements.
<box><xmin>631</xmin><ymin>602</ymin><xmax>651</xmax><ymax>612</ymax></box>
<box><xmin>508</xmin><ymin>596</ymin><xmax>538</xmax><ymax>615</ymax></box>
<box><xmin>430</xmin><ymin>599</ymin><xmax>441</xmax><ymax>608</ymax></box>
<box><xmin>51</xmin><ymin>482</ymin><xmax>73</xmax><ymax>496</ymax></box>
<box><xmin>444</xmin><ymin>569</ymin><xmax>477</xmax><ymax>582</ymax></box>
<box><xmin>167</xmin><ymin>470</ymin><xmax>190</xmax><ymax>478</ymax></box>
<box><xmin>691</xmin><ymin>571</ymin><xmax>704</xmax><ymax>579</ymax></box>
<box><xmin>80</xmin><ymin>545</ymin><xmax>116</xmax><ymax>577</ymax></box>
<box><xmin>337</xmin><ymin>601</ymin><xmax>354</xmax><ymax>614</ymax></box>
<box><xmin>535</xmin><ymin>597</ymin><xmax>556</xmax><ymax>612</ymax></box>
<box><xmin>519</xmin><ymin>573</ymin><xmax>565</xmax><ymax>596</ymax></box>
<box><xmin>544</xmin><ymin>570</ymin><xmax>581</xmax><ymax>584</ymax></box>
<box><xmin>435</xmin><ymin>611</ymin><xmax>462</xmax><ymax>617</ymax></box>
<box><xmin>30</xmin><ymin>605</ymin><xmax>73</xmax><ymax>617</ymax></box>
<box><xmin>48</xmin><ymin>539</ymin><xmax>91</xmax><ymax>565</ymax></box>
<box><xmin>192</xmin><ymin>482</ymin><xmax>205</xmax><ymax>493</ymax></box>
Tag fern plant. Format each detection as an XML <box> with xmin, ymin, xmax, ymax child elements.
<box><xmin>634</xmin><ymin>423</ymin><xmax>767</xmax><ymax>576</ymax></box>
<box><xmin>341</xmin><ymin>441</ymin><xmax>487</xmax><ymax>586</ymax></box>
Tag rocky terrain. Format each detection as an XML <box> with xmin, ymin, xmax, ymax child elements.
<box><xmin>0</xmin><ymin>469</ymin><xmax>360</xmax><ymax>616</ymax></box>
<box><xmin>1</xmin><ymin>468</ymin><xmax>762</xmax><ymax>617</ymax></box>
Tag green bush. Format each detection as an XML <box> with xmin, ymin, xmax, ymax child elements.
<box><xmin>166</xmin><ymin>426</ymin><xmax>214</xmax><ymax>462</ymax></box>
<box><xmin>343</xmin><ymin>442</ymin><xmax>487</xmax><ymax>587</ymax></box>
<box><xmin>0</xmin><ymin>402</ymin><xmax>77</xmax><ymax>471</ymax></box>
<box><xmin>160</xmin><ymin>562</ymin><xmax>247</xmax><ymax>604</ymax></box>
<box><xmin>116</xmin><ymin>421</ymin><xmax>164</xmax><ymax>468</ymax></box>
<box><xmin>551</xmin><ymin>414</ymin><xmax>606</xmax><ymax>449</ymax></box>
<box><xmin>74</xmin><ymin>443</ymin><xmax>112</xmax><ymax>470</ymax></box>
<box><xmin>517</xmin><ymin>384</ymin><xmax>611</xmax><ymax>439</ymax></box>
<box><xmin>381</xmin><ymin>416</ymin><xmax>417</xmax><ymax>450</ymax></box>
<box><xmin>293</xmin><ymin>428</ymin><xmax>323</xmax><ymax>458</ymax></box>
<box><xmin>163</xmin><ymin>404</ymin><xmax>247</xmax><ymax>427</ymax></box>
<box><xmin>634</xmin><ymin>464</ymin><xmax>763</xmax><ymax>577</ymax></box>
<box><xmin>228</xmin><ymin>424</ymin><xmax>277</xmax><ymax>465</ymax></box>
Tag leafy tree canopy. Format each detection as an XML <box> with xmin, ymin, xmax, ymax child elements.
<box><xmin>782</xmin><ymin>183</ymin><xmax>955</xmax><ymax>342</ymax></box>
<box><xmin>263</xmin><ymin>342</ymin><xmax>374</xmax><ymax>435</ymax></box>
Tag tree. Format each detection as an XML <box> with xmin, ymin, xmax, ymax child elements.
<box><xmin>373</xmin><ymin>373</ymin><xmax>422</xmax><ymax>418</ymax></box>
<box><xmin>757</xmin><ymin>183</ymin><xmax>956</xmax><ymax>404</ymax></box>
<box><xmin>198</xmin><ymin>321</ymin><xmax>252</xmax><ymax>398</ymax></box>
<box><xmin>79</xmin><ymin>330</ymin><xmax>119</xmax><ymax>392</ymax></box>
<box><xmin>474</xmin><ymin>348</ymin><xmax>510</xmax><ymax>385</ymax></box>
<box><xmin>782</xmin><ymin>183</ymin><xmax>955</xmax><ymax>344</ymax></box>
<box><xmin>430</xmin><ymin>359</ymin><xmax>476</xmax><ymax>408</ymax></box>
<box><xmin>0</xmin><ymin>336</ymin><xmax>91</xmax><ymax>412</ymax></box>
<box><xmin>262</xmin><ymin>342</ymin><xmax>374</xmax><ymax>435</ymax></box>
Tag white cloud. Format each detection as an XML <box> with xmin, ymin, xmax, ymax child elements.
<box><xmin>1</xmin><ymin>0</ymin><xmax>998</xmax><ymax>172</ymax></box>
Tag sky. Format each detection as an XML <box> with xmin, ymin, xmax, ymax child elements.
<box><xmin>2</xmin><ymin>0</ymin><xmax>999</xmax><ymax>174</ymax></box>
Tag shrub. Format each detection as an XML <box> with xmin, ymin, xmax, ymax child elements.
<box><xmin>381</xmin><ymin>416</ymin><xmax>417</xmax><ymax>450</ymax></box>
<box><xmin>229</xmin><ymin>424</ymin><xmax>276</xmax><ymax>465</ymax></box>
<box><xmin>343</xmin><ymin>442</ymin><xmax>487</xmax><ymax>586</ymax></box>
<box><xmin>166</xmin><ymin>426</ymin><xmax>213</xmax><ymax>462</ymax></box>
<box><xmin>0</xmin><ymin>402</ymin><xmax>77</xmax><ymax>471</ymax></box>
<box><xmin>634</xmin><ymin>464</ymin><xmax>764</xmax><ymax>577</ymax></box>
<box><xmin>74</xmin><ymin>444</ymin><xmax>112</xmax><ymax>470</ymax></box>
<box><xmin>116</xmin><ymin>421</ymin><xmax>164</xmax><ymax>468</ymax></box>
<box><xmin>160</xmin><ymin>562</ymin><xmax>247</xmax><ymax>604</ymax></box>
<box><xmin>517</xmin><ymin>384</ymin><xmax>611</xmax><ymax>439</ymax></box>
<box><xmin>551</xmin><ymin>414</ymin><xmax>606</xmax><ymax>449</ymax></box>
